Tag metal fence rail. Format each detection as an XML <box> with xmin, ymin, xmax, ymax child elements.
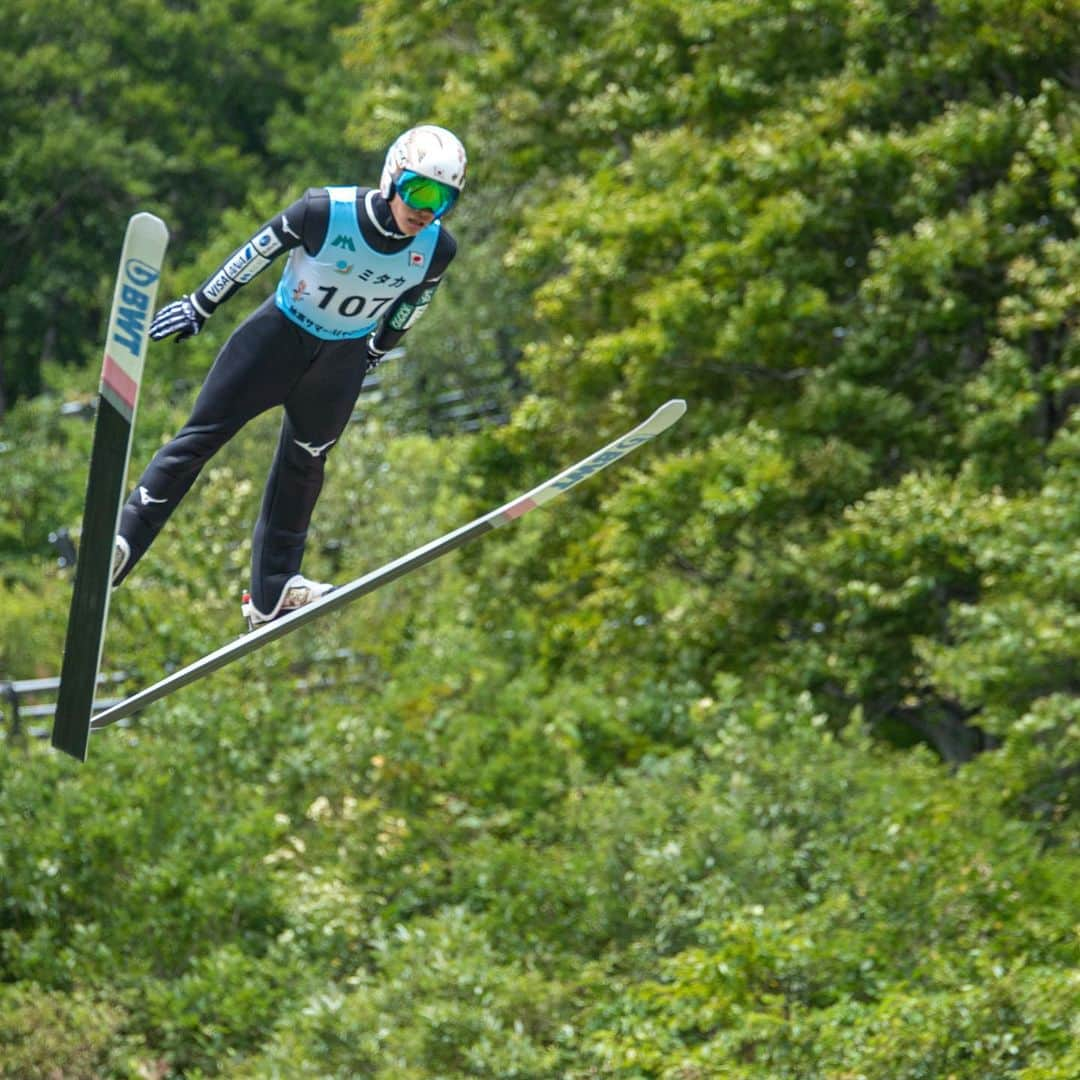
<box><xmin>1</xmin><ymin>671</ymin><xmax>130</xmax><ymax>739</ymax></box>
<box><xmin>2</xmin><ymin>649</ymin><xmax>379</xmax><ymax>741</ymax></box>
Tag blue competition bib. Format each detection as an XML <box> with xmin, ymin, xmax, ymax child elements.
<box><xmin>276</xmin><ymin>187</ymin><xmax>438</xmax><ymax>340</ymax></box>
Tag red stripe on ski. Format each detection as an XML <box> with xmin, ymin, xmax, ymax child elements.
<box><xmin>102</xmin><ymin>353</ymin><xmax>138</xmax><ymax>413</ymax></box>
<box><xmin>503</xmin><ymin>497</ymin><xmax>537</xmax><ymax>520</ymax></box>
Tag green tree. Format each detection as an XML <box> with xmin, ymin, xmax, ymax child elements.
<box><xmin>0</xmin><ymin>0</ymin><xmax>358</xmax><ymax>411</ymax></box>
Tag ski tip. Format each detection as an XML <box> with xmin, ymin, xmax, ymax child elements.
<box><xmin>127</xmin><ymin>211</ymin><xmax>170</xmax><ymax>243</ymax></box>
<box><xmin>649</xmin><ymin>398</ymin><xmax>687</xmax><ymax>431</ymax></box>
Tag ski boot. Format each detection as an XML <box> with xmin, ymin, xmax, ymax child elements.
<box><xmin>112</xmin><ymin>536</ymin><xmax>131</xmax><ymax>585</ymax></box>
<box><xmin>241</xmin><ymin>574</ymin><xmax>335</xmax><ymax>631</ymax></box>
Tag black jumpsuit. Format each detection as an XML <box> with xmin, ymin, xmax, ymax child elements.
<box><xmin>115</xmin><ymin>187</ymin><xmax>456</xmax><ymax>614</ymax></box>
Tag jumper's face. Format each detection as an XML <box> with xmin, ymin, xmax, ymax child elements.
<box><xmin>388</xmin><ymin>170</ymin><xmax>459</xmax><ymax>235</ymax></box>
<box><xmin>389</xmin><ymin>195</ymin><xmax>434</xmax><ymax>236</ymax></box>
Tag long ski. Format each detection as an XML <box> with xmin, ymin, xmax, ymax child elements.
<box><xmin>89</xmin><ymin>399</ymin><xmax>686</xmax><ymax>735</ymax></box>
<box><xmin>52</xmin><ymin>213</ymin><xmax>169</xmax><ymax>760</ymax></box>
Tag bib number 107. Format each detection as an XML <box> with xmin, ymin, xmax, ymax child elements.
<box><xmin>316</xmin><ymin>286</ymin><xmax>393</xmax><ymax>319</ymax></box>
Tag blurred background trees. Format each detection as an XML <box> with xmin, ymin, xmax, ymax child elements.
<box><xmin>1</xmin><ymin>0</ymin><xmax>1076</xmax><ymax>1075</ymax></box>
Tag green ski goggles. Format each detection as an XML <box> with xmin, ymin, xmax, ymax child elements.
<box><xmin>395</xmin><ymin>170</ymin><xmax>459</xmax><ymax>217</ymax></box>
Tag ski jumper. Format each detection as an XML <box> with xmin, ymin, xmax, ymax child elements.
<box><xmin>115</xmin><ymin>187</ymin><xmax>456</xmax><ymax>613</ymax></box>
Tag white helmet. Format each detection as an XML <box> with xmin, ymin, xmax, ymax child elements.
<box><xmin>379</xmin><ymin>125</ymin><xmax>468</xmax><ymax>203</ymax></box>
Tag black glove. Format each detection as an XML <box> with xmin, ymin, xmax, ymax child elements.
<box><xmin>149</xmin><ymin>295</ymin><xmax>205</xmax><ymax>342</ymax></box>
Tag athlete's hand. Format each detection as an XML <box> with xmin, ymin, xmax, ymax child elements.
<box><xmin>149</xmin><ymin>296</ymin><xmax>205</xmax><ymax>342</ymax></box>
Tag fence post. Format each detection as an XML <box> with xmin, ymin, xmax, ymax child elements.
<box><xmin>1</xmin><ymin>680</ymin><xmax>21</xmax><ymax>740</ymax></box>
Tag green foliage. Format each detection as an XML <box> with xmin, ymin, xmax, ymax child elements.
<box><xmin>0</xmin><ymin>366</ymin><xmax>93</xmax><ymax>563</ymax></box>
<box><xmin>0</xmin><ymin>0</ymin><xmax>359</xmax><ymax>408</ymax></box>
<box><xmin>1</xmin><ymin>0</ymin><xmax>1078</xmax><ymax>1076</ymax></box>
<box><xmin>0</xmin><ymin>983</ymin><xmax>128</xmax><ymax>1079</ymax></box>
<box><xmin>236</xmin><ymin>909</ymin><xmax>573</xmax><ymax>1079</ymax></box>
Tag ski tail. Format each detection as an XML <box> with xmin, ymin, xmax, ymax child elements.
<box><xmin>52</xmin><ymin>213</ymin><xmax>169</xmax><ymax>761</ymax></box>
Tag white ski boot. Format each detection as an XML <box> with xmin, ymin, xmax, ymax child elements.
<box><xmin>241</xmin><ymin>574</ymin><xmax>335</xmax><ymax>631</ymax></box>
<box><xmin>112</xmin><ymin>536</ymin><xmax>131</xmax><ymax>585</ymax></box>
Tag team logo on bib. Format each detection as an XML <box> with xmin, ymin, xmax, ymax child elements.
<box><xmin>410</xmin><ymin>252</ymin><xmax>425</xmax><ymax>266</ymax></box>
